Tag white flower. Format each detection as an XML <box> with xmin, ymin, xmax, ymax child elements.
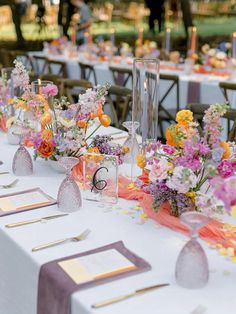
<box><xmin>57</xmin><ymin>116</ymin><xmax>76</xmax><ymax>128</ymax></box>
<box><xmin>207</xmin><ymin>48</ymin><xmax>216</xmax><ymax>57</ymax></box>
<box><xmin>166</xmin><ymin>166</ymin><xmax>198</xmax><ymax>194</ymax></box>
<box><xmin>216</xmin><ymin>51</ymin><xmax>226</xmax><ymax>60</ymax></box>
<box><xmin>6</xmin><ymin>116</ymin><xmax>17</xmax><ymax>129</ymax></box>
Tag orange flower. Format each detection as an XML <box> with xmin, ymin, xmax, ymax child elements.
<box><xmin>40</xmin><ymin>111</ymin><xmax>53</xmax><ymax>129</ymax></box>
<box><xmin>38</xmin><ymin>141</ymin><xmax>54</xmax><ymax>158</ymax></box>
<box><xmin>41</xmin><ymin>129</ymin><xmax>53</xmax><ymax>141</ymax></box>
<box><xmin>166</xmin><ymin>127</ymin><xmax>176</xmax><ymax>147</ymax></box>
<box><xmin>77</xmin><ymin>120</ymin><xmax>88</xmax><ymax>128</ymax></box>
<box><xmin>220</xmin><ymin>141</ymin><xmax>231</xmax><ymax>159</ymax></box>
<box><xmin>87</xmin><ymin>147</ymin><xmax>100</xmax><ymax>154</ymax></box>
<box><xmin>99</xmin><ymin>114</ymin><xmax>111</xmax><ymax>127</ymax></box>
<box><xmin>122</xmin><ymin>146</ymin><xmax>129</xmax><ymax>154</ymax></box>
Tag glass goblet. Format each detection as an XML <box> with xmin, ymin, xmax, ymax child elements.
<box><xmin>175</xmin><ymin>211</ymin><xmax>210</xmax><ymax>289</ymax></box>
<box><xmin>57</xmin><ymin>157</ymin><xmax>82</xmax><ymax>213</ymax></box>
<box><xmin>122</xmin><ymin>121</ymin><xmax>140</xmax><ymax>163</ymax></box>
<box><xmin>12</xmin><ymin>128</ymin><xmax>33</xmax><ymax>176</ymax></box>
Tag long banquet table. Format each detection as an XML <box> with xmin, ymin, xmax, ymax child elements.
<box><xmin>0</xmin><ymin>126</ymin><xmax>236</xmax><ymax>314</ymax></box>
<box><xmin>28</xmin><ymin>51</ymin><xmax>234</xmax><ymax>108</ymax></box>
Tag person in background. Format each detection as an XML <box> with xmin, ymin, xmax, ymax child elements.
<box><xmin>70</xmin><ymin>0</ymin><xmax>91</xmax><ymax>45</ymax></box>
<box><xmin>145</xmin><ymin>0</ymin><xmax>165</xmax><ymax>34</ymax></box>
<box><xmin>10</xmin><ymin>0</ymin><xmax>28</xmax><ymax>46</ymax></box>
<box><xmin>58</xmin><ymin>0</ymin><xmax>75</xmax><ymax>37</ymax></box>
<box><xmin>179</xmin><ymin>0</ymin><xmax>193</xmax><ymax>38</ymax></box>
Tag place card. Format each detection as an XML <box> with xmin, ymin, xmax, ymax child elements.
<box><xmin>58</xmin><ymin>249</ymin><xmax>137</xmax><ymax>285</ymax></box>
<box><xmin>0</xmin><ymin>188</ymin><xmax>56</xmax><ymax>216</ymax></box>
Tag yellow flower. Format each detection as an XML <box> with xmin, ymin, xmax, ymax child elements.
<box><xmin>185</xmin><ymin>191</ymin><xmax>196</xmax><ymax>203</ymax></box>
<box><xmin>176</xmin><ymin>110</ymin><xmax>193</xmax><ymax>127</ymax></box>
<box><xmin>6</xmin><ymin>116</ymin><xmax>17</xmax><ymax>129</ymax></box>
<box><xmin>8</xmin><ymin>98</ymin><xmax>14</xmax><ymax>106</ymax></box>
<box><xmin>136</xmin><ymin>154</ymin><xmax>146</xmax><ymax>169</ymax></box>
<box><xmin>168</xmin><ymin>162</ymin><xmax>174</xmax><ymax>174</ymax></box>
<box><xmin>122</xmin><ymin>146</ymin><xmax>129</xmax><ymax>154</ymax></box>
<box><xmin>220</xmin><ymin>141</ymin><xmax>230</xmax><ymax>160</ymax></box>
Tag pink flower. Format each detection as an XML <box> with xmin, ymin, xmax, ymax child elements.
<box><xmin>149</xmin><ymin>158</ymin><xmax>170</xmax><ymax>182</ymax></box>
<box><xmin>217</xmin><ymin>160</ymin><xmax>236</xmax><ymax>178</ymax></box>
<box><xmin>211</xmin><ymin>176</ymin><xmax>236</xmax><ymax>212</ymax></box>
<box><xmin>162</xmin><ymin>144</ymin><xmax>176</xmax><ymax>155</ymax></box>
<box><xmin>42</xmin><ymin>84</ymin><xmax>58</xmax><ymax>97</ymax></box>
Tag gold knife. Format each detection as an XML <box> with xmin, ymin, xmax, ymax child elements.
<box><xmin>5</xmin><ymin>214</ymin><xmax>68</xmax><ymax>228</ymax></box>
<box><xmin>91</xmin><ymin>283</ymin><xmax>170</xmax><ymax>309</ymax></box>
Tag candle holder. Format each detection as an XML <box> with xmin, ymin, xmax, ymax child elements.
<box><xmin>132</xmin><ymin>58</ymin><xmax>159</xmax><ymax>146</ymax></box>
<box><xmin>31</xmin><ymin>80</ymin><xmax>53</xmax><ymax>94</ymax></box>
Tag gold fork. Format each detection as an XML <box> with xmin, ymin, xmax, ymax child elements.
<box><xmin>32</xmin><ymin>229</ymin><xmax>91</xmax><ymax>252</ymax></box>
<box><xmin>0</xmin><ymin>179</ymin><xmax>19</xmax><ymax>189</ymax></box>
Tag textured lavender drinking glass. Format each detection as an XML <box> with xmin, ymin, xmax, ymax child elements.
<box><xmin>175</xmin><ymin>211</ymin><xmax>210</xmax><ymax>289</ymax></box>
<box><xmin>12</xmin><ymin>128</ymin><xmax>33</xmax><ymax>176</ymax></box>
<box><xmin>57</xmin><ymin>157</ymin><xmax>82</xmax><ymax>213</ymax></box>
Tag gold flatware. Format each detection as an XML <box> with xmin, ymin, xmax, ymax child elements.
<box><xmin>91</xmin><ymin>283</ymin><xmax>170</xmax><ymax>309</ymax></box>
<box><xmin>32</xmin><ymin>228</ymin><xmax>91</xmax><ymax>252</ymax></box>
<box><xmin>0</xmin><ymin>172</ymin><xmax>9</xmax><ymax>175</ymax></box>
<box><xmin>0</xmin><ymin>179</ymin><xmax>19</xmax><ymax>189</ymax></box>
<box><xmin>5</xmin><ymin>214</ymin><xmax>68</xmax><ymax>228</ymax></box>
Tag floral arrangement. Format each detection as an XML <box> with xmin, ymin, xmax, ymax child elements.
<box><xmin>136</xmin><ymin>104</ymin><xmax>236</xmax><ymax>217</ymax></box>
<box><xmin>135</xmin><ymin>40</ymin><xmax>159</xmax><ymax>58</ymax></box>
<box><xmin>197</xmin><ymin>43</ymin><xmax>230</xmax><ymax>69</ymax></box>
<box><xmin>31</xmin><ymin>83</ymin><xmax>126</xmax><ymax>162</ymax></box>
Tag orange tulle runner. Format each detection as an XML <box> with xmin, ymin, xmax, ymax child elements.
<box><xmin>118</xmin><ymin>176</ymin><xmax>236</xmax><ymax>258</ymax></box>
<box><xmin>0</xmin><ymin>116</ymin><xmax>7</xmax><ymax>133</ymax></box>
<box><xmin>73</xmin><ymin>162</ymin><xmax>236</xmax><ymax>258</ymax></box>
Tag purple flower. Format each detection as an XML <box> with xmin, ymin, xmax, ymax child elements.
<box><xmin>42</xmin><ymin>84</ymin><xmax>58</xmax><ymax>97</ymax></box>
<box><xmin>211</xmin><ymin>176</ymin><xmax>236</xmax><ymax>212</ymax></box>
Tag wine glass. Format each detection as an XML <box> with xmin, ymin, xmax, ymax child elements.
<box><xmin>12</xmin><ymin>127</ymin><xmax>33</xmax><ymax>176</ymax></box>
<box><xmin>175</xmin><ymin>211</ymin><xmax>210</xmax><ymax>289</ymax></box>
<box><xmin>57</xmin><ymin>157</ymin><xmax>82</xmax><ymax>213</ymax></box>
<box><xmin>122</xmin><ymin>121</ymin><xmax>140</xmax><ymax>163</ymax></box>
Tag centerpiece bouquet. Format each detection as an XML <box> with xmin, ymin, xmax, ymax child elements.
<box><xmin>136</xmin><ymin>104</ymin><xmax>236</xmax><ymax>217</ymax></box>
<box><xmin>32</xmin><ymin>83</ymin><xmax>127</xmax><ymax>163</ymax></box>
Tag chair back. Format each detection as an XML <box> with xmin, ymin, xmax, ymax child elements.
<box><xmin>59</xmin><ymin>79</ymin><xmax>93</xmax><ymax>103</ymax></box>
<box><xmin>106</xmin><ymin>85</ymin><xmax>132</xmax><ymax>127</ymax></box>
<box><xmin>78</xmin><ymin>62</ymin><xmax>98</xmax><ymax>85</ymax></box>
<box><xmin>109</xmin><ymin>66</ymin><xmax>133</xmax><ymax>87</ymax></box>
<box><xmin>47</xmin><ymin>59</ymin><xmax>68</xmax><ymax>77</ymax></box>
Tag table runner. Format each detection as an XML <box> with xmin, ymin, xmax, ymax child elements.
<box><xmin>118</xmin><ymin>176</ymin><xmax>236</xmax><ymax>258</ymax></box>
<box><xmin>37</xmin><ymin>241</ymin><xmax>151</xmax><ymax>314</ymax></box>
<box><xmin>187</xmin><ymin>81</ymin><xmax>200</xmax><ymax>104</ymax></box>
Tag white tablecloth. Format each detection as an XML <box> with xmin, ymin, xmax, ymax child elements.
<box><xmin>0</xmin><ymin>127</ymin><xmax>236</xmax><ymax>314</ymax></box>
<box><xmin>29</xmin><ymin>51</ymin><xmax>231</xmax><ymax>108</ymax></box>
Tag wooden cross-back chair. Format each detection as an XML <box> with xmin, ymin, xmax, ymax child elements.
<box><xmin>106</xmin><ymin>85</ymin><xmax>132</xmax><ymax>127</ymax></box>
<box><xmin>47</xmin><ymin>59</ymin><xmax>68</xmax><ymax>78</ymax></box>
<box><xmin>187</xmin><ymin>103</ymin><xmax>236</xmax><ymax>142</ymax></box>
<box><xmin>59</xmin><ymin>79</ymin><xmax>93</xmax><ymax>103</ymax></box>
<box><xmin>219</xmin><ymin>81</ymin><xmax>236</xmax><ymax>132</ymax></box>
<box><xmin>32</xmin><ymin>55</ymin><xmax>48</xmax><ymax>75</ymax></box>
<box><xmin>109</xmin><ymin>66</ymin><xmax>133</xmax><ymax>87</ymax></box>
<box><xmin>78</xmin><ymin>62</ymin><xmax>98</xmax><ymax>85</ymax></box>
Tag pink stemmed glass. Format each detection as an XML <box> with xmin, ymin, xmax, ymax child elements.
<box><xmin>175</xmin><ymin>211</ymin><xmax>210</xmax><ymax>289</ymax></box>
<box><xmin>12</xmin><ymin>127</ymin><xmax>33</xmax><ymax>176</ymax></box>
<box><xmin>57</xmin><ymin>157</ymin><xmax>82</xmax><ymax>213</ymax></box>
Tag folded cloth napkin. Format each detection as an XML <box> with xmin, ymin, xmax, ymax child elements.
<box><xmin>37</xmin><ymin>241</ymin><xmax>151</xmax><ymax>314</ymax></box>
<box><xmin>187</xmin><ymin>81</ymin><xmax>201</xmax><ymax>104</ymax></box>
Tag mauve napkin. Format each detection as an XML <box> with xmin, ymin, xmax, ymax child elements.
<box><xmin>187</xmin><ymin>81</ymin><xmax>201</xmax><ymax>104</ymax></box>
<box><xmin>37</xmin><ymin>241</ymin><xmax>151</xmax><ymax>314</ymax></box>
